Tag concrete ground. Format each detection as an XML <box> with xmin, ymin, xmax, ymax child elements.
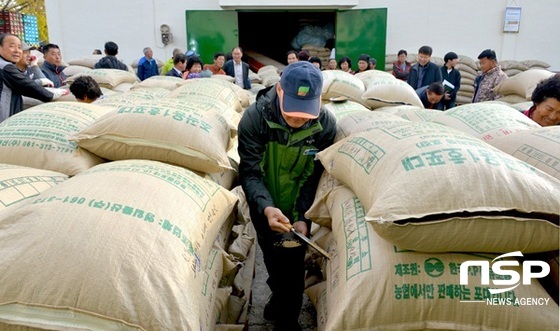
<box><xmin>247</xmin><ymin>245</ymin><xmax>318</xmax><ymax>331</ymax></box>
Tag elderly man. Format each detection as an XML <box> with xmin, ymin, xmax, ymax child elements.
<box><xmin>137</xmin><ymin>47</ymin><xmax>159</xmax><ymax>81</ymax></box>
<box><xmin>472</xmin><ymin>49</ymin><xmax>508</xmax><ymax>102</ymax></box>
<box><xmin>0</xmin><ymin>34</ymin><xmax>67</xmax><ymax>122</ymax></box>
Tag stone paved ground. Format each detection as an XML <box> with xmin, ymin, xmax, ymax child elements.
<box><xmin>247</xmin><ymin>245</ymin><xmax>317</xmax><ymax>331</ymax></box>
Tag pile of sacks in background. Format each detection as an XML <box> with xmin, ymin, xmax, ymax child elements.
<box><xmin>384</xmin><ymin>53</ymin><xmax>553</xmax><ymax>106</ymax></box>
<box><xmin>300</xmin><ymin>98</ymin><xmax>560</xmax><ymax>330</ymax></box>
<box><xmin>0</xmin><ymin>77</ymin><xmax>261</xmax><ymax>330</ymax></box>
<box><xmin>301</xmin><ymin>44</ymin><xmax>332</xmax><ymax>70</ymax></box>
<box><xmin>290</xmin><ymin>23</ymin><xmax>334</xmax><ymax>52</ymax></box>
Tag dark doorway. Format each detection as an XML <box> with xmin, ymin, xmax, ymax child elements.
<box><xmin>238</xmin><ymin>11</ymin><xmax>336</xmax><ymax>66</ymax></box>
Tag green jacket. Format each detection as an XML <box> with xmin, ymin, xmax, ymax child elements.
<box><xmin>238</xmin><ymin>86</ymin><xmax>336</xmax><ymax>227</ymax></box>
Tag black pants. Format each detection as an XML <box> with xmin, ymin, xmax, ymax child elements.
<box><xmin>252</xmin><ymin>210</ymin><xmax>306</xmax><ymax>322</ymax></box>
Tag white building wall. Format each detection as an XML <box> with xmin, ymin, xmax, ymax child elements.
<box><xmin>45</xmin><ymin>0</ymin><xmax>560</xmax><ymax>71</ymax></box>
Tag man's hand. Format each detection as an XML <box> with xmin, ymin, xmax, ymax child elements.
<box><xmin>444</xmin><ymin>92</ymin><xmax>451</xmax><ymax>100</ymax></box>
<box><xmin>49</xmin><ymin>88</ymin><xmax>69</xmax><ymax>100</ymax></box>
<box><xmin>30</xmin><ymin>55</ymin><xmax>38</xmax><ymax>67</ymax></box>
<box><xmin>39</xmin><ymin>78</ymin><xmax>54</xmax><ymax>87</ymax></box>
<box><xmin>292</xmin><ymin>221</ymin><xmax>308</xmax><ymax>237</ymax></box>
<box><xmin>263</xmin><ymin>206</ymin><xmax>290</xmax><ymax>233</ymax></box>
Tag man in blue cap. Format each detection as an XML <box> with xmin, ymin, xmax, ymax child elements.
<box><xmin>238</xmin><ymin>61</ymin><xmax>336</xmax><ymax>330</ymax></box>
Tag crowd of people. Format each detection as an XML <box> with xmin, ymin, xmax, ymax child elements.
<box><xmin>0</xmin><ymin>31</ymin><xmax>559</xmax><ymax>331</ymax></box>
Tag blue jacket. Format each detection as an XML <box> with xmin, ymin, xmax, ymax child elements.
<box><xmin>223</xmin><ymin>60</ymin><xmax>251</xmax><ymax>89</ymax></box>
<box><xmin>407</xmin><ymin>62</ymin><xmax>442</xmax><ymax>90</ymax></box>
<box><xmin>137</xmin><ymin>57</ymin><xmax>159</xmax><ymax>81</ymax></box>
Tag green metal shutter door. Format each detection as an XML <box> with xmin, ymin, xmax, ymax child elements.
<box><xmin>336</xmin><ymin>8</ymin><xmax>387</xmax><ymax>71</ymax></box>
<box><xmin>185</xmin><ymin>10</ymin><xmax>238</xmax><ymax>66</ymax></box>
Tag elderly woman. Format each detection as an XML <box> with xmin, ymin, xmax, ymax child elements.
<box><xmin>524</xmin><ymin>74</ymin><xmax>560</xmax><ymax>126</ymax></box>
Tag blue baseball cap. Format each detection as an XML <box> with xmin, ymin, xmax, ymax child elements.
<box><xmin>280</xmin><ymin>61</ymin><xmax>322</xmax><ymax>119</ymax></box>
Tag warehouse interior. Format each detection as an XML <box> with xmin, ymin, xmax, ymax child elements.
<box><xmin>237</xmin><ymin>11</ymin><xmax>336</xmax><ymax>66</ymax></box>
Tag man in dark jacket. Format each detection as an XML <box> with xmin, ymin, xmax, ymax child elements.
<box><xmin>438</xmin><ymin>51</ymin><xmax>461</xmax><ymax>110</ymax></box>
<box><xmin>407</xmin><ymin>45</ymin><xmax>442</xmax><ymax>91</ymax></box>
<box><xmin>40</xmin><ymin>43</ymin><xmax>67</xmax><ymax>87</ymax></box>
<box><xmin>238</xmin><ymin>61</ymin><xmax>336</xmax><ymax>330</ymax></box>
<box><xmin>417</xmin><ymin>82</ymin><xmax>445</xmax><ymax>109</ymax></box>
<box><xmin>0</xmin><ymin>34</ymin><xmax>67</xmax><ymax>122</ymax></box>
<box><xmin>94</xmin><ymin>41</ymin><xmax>128</xmax><ymax>71</ymax></box>
<box><xmin>223</xmin><ymin>46</ymin><xmax>251</xmax><ymax>89</ymax></box>
<box><xmin>165</xmin><ymin>53</ymin><xmax>186</xmax><ymax>78</ymax></box>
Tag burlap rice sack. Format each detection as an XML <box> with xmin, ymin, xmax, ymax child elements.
<box><xmin>354</xmin><ymin>69</ymin><xmax>395</xmax><ymax>81</ymax></box>
<box><xmin>0</xmin><ymin>102</ymin><xmax>112</xmax><ymax>175</ymax></box>
<box><xmin>65</xmin><ymin>68</ymin><xmax>139</xmax><ymax>88</ymax></box>
<box><xmin>377</xmin><ymin>105</ymin><xmax>438</xmax><ymax>122</ymax></box>
<box><xmin>201</xmin><ymin>162</ymin><xmax>239</xmax><ymax>191</ymax></box>
<box><xmin>0</xmin><ymin>163</ymin><xmax>68</xmax><ymax>211</ymax></box>
<box><xmin>200</xmin><ymin>247</ymin><xmax>228</xmax><ymax>331</ymax></box>
<box><xmin>455</xmin><ymin>95</ymin><xmax>473</xmax><ymax>105</ymax></box>
<box><xmin>321</xmin><ymin>70</ymin><xmax>365</xmax><ymax>105</ymax></box>
<box><xmin>308</xmin><ymin>185</ymin><xmax>558</xmax><ymax>331</ymax></box>
<box><xmin>429</xmin><ymin>102</ymin><xmax>540</xmax><ymax>142</ymax></box>
<box><xmin>94</xmin><ymin>88</ymin><xmax>171</xmax><ymax>109</ymax></box>
<box><xmin>208</xmin><ymin>77</ymin><xmax>251</xmax><ymax>108</ymax></box>
<box><xmin>257</xmin><ymin>65</ymin><xmax>278</xmax><ymax>76</ymax></box>
<box><xmin>509</xmin><ymin>101</ymin><xmax>533</xmax><ymax>112</ymax></box>
<box><xmin>72</xmin><ymin>99</ymin><xmax>235</xmax><ymax>173</ymax></box>
<box><xmin>212</xmin><ymin>74</ymin><xmax>236</xmax><ymax>83</ymax></box>
<box><xmin>261</xmin><ymin>74</ymin><xmax>281</xmax><ymax>88</ymax></box>
<box><xmin>167</xmin><ymin>79</ymin><xmax>243</xmax><ymax>113</ymax></box>
<box><xmin>62</xmin><ymin>64</ymin><xmax>91</xmax><ymax>77</ymax></box>
<box><xmin>520</xmin><ymin>60</ymin><xmax>551</xmax><ymax>69</ymax></box>
<box><xmin>322</xmin><ymin>100</ymin><xmax>370</xmax><ymax>121</ymax></box>
<box><xmin>111</xmin><ymin>82</ymin><xmax>135</xmax><ymax>93</ymax></box>
<box><xmin>66</xmin><ymin>55</ymin><xmax>104</xmax><ymax>68</ymax></box>
<box><xmin>0</xmin><ymin>159</ymin><xmax>238</xmax><ymax>331</ymax></box>
<box><xmin>317</xmin><ymin>121</ymin><xmax>560</xmax><ymax>253</ymax></box>
<box><xmin>304</xmin><ymin>171</ymin><xmax>341</xmax><ymax>228</ymax></box>
<box><xmin>493</xmin><ymin>69</ymin><xmax>555</xmax><ymax>100</ymax></box>
<box><xmin>455</xmin><ymin>63</ymin><xmax>477</xmax><ymax>76</ymax></box>
<box><xmin>131</xmin><ymin>75</ymin><xmax>188</xmax><ymax>91</ymax></box>
<box><xmin>334</xmin><ymin>110</ymin><xmax>407</xmax><ymax>142</ymax></box>
<box><xmin>248</xmin><ymin>70</ymin><xmax>261</xmax><ymax>84</ymax></box>
<box><xmin>458</xmin><ymin>55</ymin><xmax>478</xmax><ymax>70</ymax></box>
<box><xmin>488</xmin><ymin>126</ymin><xmax>560</xmax><ymax>180</ymax></box>
<box><xmin>499</xmin><ymin>60</ymin><xmax>529</xmax><ymax>71</ymax></box>
<box><xmin>361</xmin><ymin>76</ymin><xmax>423</xmax><ymax>109</ymax></box>
<box><xmin>498</xmin><ymin>94</ymin><xmax>531</xmax><ymax>104</ymax></box>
